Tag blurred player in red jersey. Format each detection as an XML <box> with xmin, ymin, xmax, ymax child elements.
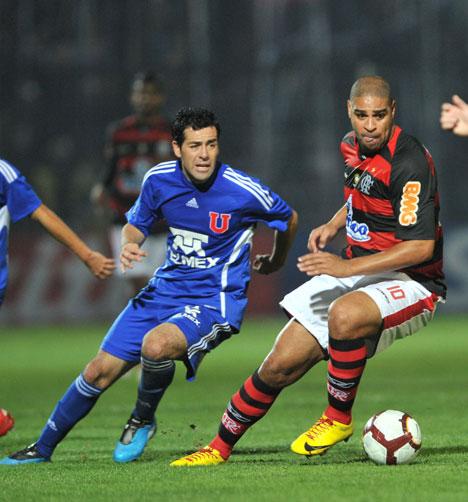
<box><xmin>171</xmin><ymin>75</ymin><xmax>446</xmax><ymax>466</ymax></box>
<box><xmin>91</xmin><ymin>72</ymin><xmax>173</xmax><ymax>295</ymax></box>
<box><xmin>440</xmin><ymin>94</ymin><xmax>468</xmax><ymax>136</ymax></box>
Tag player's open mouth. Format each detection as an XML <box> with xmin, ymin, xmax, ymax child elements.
<box><xmin>362</xmin><ymin>136</ymin><xmax>380</xmax><ymax>147</ymax></box>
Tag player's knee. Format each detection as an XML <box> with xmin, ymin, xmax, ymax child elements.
<box><xmin>328</xmin><ymin>299</ymin><xmax>358</xmax><ymax>340</ymax></box>
<box><xmin>141</xmin><ymin>336</ymin><xmax>168</xmax><ymax>361</ymax></box>
<box><xmin>82</xmin><ymin>358</ymin><xmax>113</xmax><ymax>389</ymax></box>
<box><xmin>259</xmin><ymin>354</ymin><xmax>297</xmax><ymax>388</ymax></box>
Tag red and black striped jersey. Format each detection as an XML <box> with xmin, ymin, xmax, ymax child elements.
<box><xmin>340</xmin><ymin>126</ymin><xmax>446</xmax><ymax>298</ymax></box>
<box><xmin>103</xmin><ymin>115</ymin><xmax>172</xmax><ymax>225</ymax></box>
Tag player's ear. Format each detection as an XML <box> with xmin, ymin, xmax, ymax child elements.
<box><xmin>390</xmin><ymin>99</ymin><xmax>396</xmax><ymax>119</ymax></box>
<box><xmin>172</xmin><ymin>140</ymin><xmax>181</xmax><ymax>158</ymax></box>
<box><xmin>347</xmin><ymin>99</ymin><xmax>352</xmax><ymax>119</ymax></box>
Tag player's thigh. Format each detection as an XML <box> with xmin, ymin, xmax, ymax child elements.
<box><xmin>358</xmin><ymin>278</ymin><xmax>440</xmax><ymax>357</ymax></box>
<box><xmin>259</xmin><ymin>319</ymin><xmax>326</xmax><ymax>388</ymax></box>
<box><xmin>279</xmin><ymin>273</ymin><xmax>358</xmax><ymax>352</ymax></box>
<box><xmin>142</xmin><ymin>322</ymin><xmax>188</xmax><ymax>360</ymax></box>
<box><xmin>100</xmin><ymin>292</ymin><xmax>162</xmax><ymax>362</ymax></box>
<box><xmin>159</xmin><ymin>305</ymin><xmax>236</xmax><ymax>380</ymax></box>
<box><xmin>328</xmin><ymin>291</ymin><xmax>383</xmax><ymax>340</ymax></box>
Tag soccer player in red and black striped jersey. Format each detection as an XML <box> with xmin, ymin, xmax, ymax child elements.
<box><xmin>92</xmin><ymin>72</ymin><xmax>172</xmax><ymax>295</ymax></box>
<box><xmin>171</xmin><ymin>75</ymin><xmax>446</xmax><ymax>466</ymax></box>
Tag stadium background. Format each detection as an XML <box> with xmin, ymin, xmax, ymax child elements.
<box><xmin>1</xmin><ymin>0</ymin><xmax>467</xmax><ymax>325</ymax></box>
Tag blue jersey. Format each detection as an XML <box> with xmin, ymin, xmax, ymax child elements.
<box><xmin>0</xmin><ymin>159</ymin><xmax>42</xmax><ymax>303</ymax></box>
<box><xmin>126</xmin><ymin>160</ymin><xmax>292</xmax><ymax>329</ymax></box>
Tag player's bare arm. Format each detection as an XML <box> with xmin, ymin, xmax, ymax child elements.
<box><xmin>30</xmin><ymin>204</ymin><xmax>115</xmax><ymax>279</ymax></box>
<box><xmin>253</xmin><ymin>209</ymin><xmax>298</xmax><ymax>275</ymax></box>
<box><xmin>120</xmin><ymin>223</ymin><xmax>148</xmax><ymax>272</ymax></box>
<box><xmin>308</xmin><ymin>204</ymin><xmax>347</xmax><ymax>253</ymax></box>
<box><xmin>440</xmin><ymin>94</ymin><xmax>468</xmax><ymax>136</ymax></box>
<box><xmin>298</xmin><ymin>238</ymin><xmax>434</xmax><ymax>278</ymax></box>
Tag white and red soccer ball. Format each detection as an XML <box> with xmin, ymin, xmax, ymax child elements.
<box><xmin>0</xmin><ymin>409</ymin><xmax>15</xmax><ymax>437</ymax></box>
<box><xmin>362</xmin><ymin>409</ymin><xmax>421</xmax><ymax>465</ymax></box>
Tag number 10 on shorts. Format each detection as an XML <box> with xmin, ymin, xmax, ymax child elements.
<box><xmin>387</xmin><ymin>285</ymin><xmax>406</xmax><ymax>300</ymax></box>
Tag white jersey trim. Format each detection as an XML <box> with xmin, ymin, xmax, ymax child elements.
<box><xmin>0</xmin><ymin>160</ymin><xmax>18</xmax><ymax>184</ymax></box>
<box><xmin>223</xmin><ymin>169</ymin><xmax>273</xmax><ymax>211</ymax></box>
<box><xmin>220</xmin><ymin>226</ymin><xmax>255</xmax><ymax>317</ymax></box>
<box><xmin>142</xmin><ymin>161</ymin><xmax>177</xmax><ymax>183</ymax></box>
<box><xmin>0</xmin><ymin>205</ymin><xmax>11</xmax><ymax>233</ymax></box>
<box><xmin>187</xmin><ymin>321</ymin><xmax>232</xmax><ymax>359</ymax></box>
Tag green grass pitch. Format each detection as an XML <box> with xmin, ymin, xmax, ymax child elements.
<box><xmin>0</xmin><ymin>315</ymin><xmax>467</xmax><ymax>501</ymax></box>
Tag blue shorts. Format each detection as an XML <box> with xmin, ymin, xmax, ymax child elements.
<box><xmin>101</xmin><ymin>286</ymin><xmax>237</xmax><ymax>380</ymax></box>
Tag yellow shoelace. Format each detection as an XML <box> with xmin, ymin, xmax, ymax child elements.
<box><xmin>185</xmin><ymin>448</ymin><xmax>217</xmax><ymax>462</ymax></box>
<box><xmin>305</xmin><ymin>417</ymin><xmax>333</xmax><ymax>440</ymax></box>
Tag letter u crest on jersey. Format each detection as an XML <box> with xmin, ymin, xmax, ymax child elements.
<box><xmin>209</xmin><ymin>211</ymin><xmax>231</xmax><ymax>234</ymax></box>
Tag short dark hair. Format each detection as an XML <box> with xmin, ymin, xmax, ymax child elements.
<box><xmin>132</xmin><ymin>71</ymin><xmax>164</xmax><ymax>93</ymax></box>
<box><xmin>349</xmin><ymin>75</ymin><xmax>393</xmax><ymax>103</ymax></box>
<box><xmin>172</xmin><ymin>107</ymin><xmax>221</xmax><ymax>146</ymax></box>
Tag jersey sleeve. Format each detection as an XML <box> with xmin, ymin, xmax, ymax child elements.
<box><xmin>244</xmin><ymin>181</ymin><xmax>292</xmax><ymax>231</ymax></box>
<box><xmin>2</xmin><ymin>170</ymin><xmax>42</xmax><ymax>223</ymax></box>
<box><xmin>125</xmin><ymin>176</ymin><xmax>161</xmax><ymax>237</ymax></box>
<box><xmin>389</xmin><ymin>141</ymin><xmax>436</xmax><ymax>241</ymax></box>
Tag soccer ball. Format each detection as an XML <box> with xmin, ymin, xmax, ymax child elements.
<box><xmin>362</xmin><ymin>409</ymin><xmax>421</xmax><ymax>465</ymax></box>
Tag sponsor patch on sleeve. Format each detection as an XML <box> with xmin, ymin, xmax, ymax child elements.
<box><xmin>399</xmin><ymin>181</ymin><xmax>421</xmax><ymax>226</ymax></box>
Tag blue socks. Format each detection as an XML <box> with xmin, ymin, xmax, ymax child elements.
<box><xmin>133</xmin><ymin>358</ymin><xmax>175</xmax><ymax>422</ymax></box>
<box><xmin>36</xmin><ymin>374</ymin><xmax>103</xmax><ymax>458</ymax></box>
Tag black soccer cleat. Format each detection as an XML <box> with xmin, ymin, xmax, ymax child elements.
<box><xmin>0</xmin><ymin>443</ymin><xmax>50</xmax><ymax>465</ymax></box>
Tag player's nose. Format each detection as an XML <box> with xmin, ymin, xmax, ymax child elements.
<box><xmin>364</xmin><ymin>118</ymin><xmax>376</xmax><ymax>131</ymax></box>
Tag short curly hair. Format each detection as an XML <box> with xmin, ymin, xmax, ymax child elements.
<box><xmin>172</xmin><ymin>107</ymin><xmax>221</xmax><ymax>146</ymax></box>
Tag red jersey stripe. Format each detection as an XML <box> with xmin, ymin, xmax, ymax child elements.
<box><xmin>387</xmin><ymin>126</ymin><xmax>402</xmax><ymax>156</ymax></box>
<box><xmin>344</xmin><ymin>187</ymin><xmax>394</xmax><ymax>216</ymax></box>
<box><xmin>347</xmin><ymin>230</ymin><xmax>401</xmax><ymax>251</ymax></box>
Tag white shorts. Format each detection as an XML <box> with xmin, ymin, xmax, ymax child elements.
<box><xmin>110</xmin><ymin>225</ymin><xmax>167</xmax><ymax>278</ymax></box>
<box><xmin>279</xmin><ymin>272</ymin><xmax>441</xmax><ymax>357</ymax></box>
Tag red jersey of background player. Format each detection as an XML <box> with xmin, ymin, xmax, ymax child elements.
<box><xmin>103</xmin><ymin>114</ymin><xmax>172</xmax><ymax>225</ymax></box>
<box><xmin>340</xmin><ymin>125</ymin><xmax>446</xmax><ymax>298</ymax></box>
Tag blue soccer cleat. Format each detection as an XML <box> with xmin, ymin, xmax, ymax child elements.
<box><xmin>113</xmin><ymin>416</ymin><xmax>156</xmax><ymax>463</ymax></box>
<box><xmin>0</xmin><ymin>443</ymin><xmax>50</xmax><ymax>465</ymax></box>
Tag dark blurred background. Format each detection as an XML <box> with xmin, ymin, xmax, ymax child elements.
<box><xmin>1</xmin><ymin>0</ymin><xmax>467</xmax><ymax>324</ymax></box>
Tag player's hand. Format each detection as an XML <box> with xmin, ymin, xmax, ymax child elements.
<box><xmin>120</xmin><ymin>243</ymin><xmax>148</xmax><ymax>273</ymax></box>
<box><xmin>252</xmin><ymin>254</ymin><xmax>282</xmax><ymax>275</ymax></box>
<box><xmin>307</xmin><ymin>222</ymin><xmax>339</xmax><ymax>253</ymax></box>
<box><xmin>297</xmin><ymin>251</ymin><xmax>352</xmax><ymax>277</ymax></box>
<box><xmin>85</xmin><ymin>251</ymin><xmax>116</xmax><ymax>279</ymax></box>
<box><xmin>440</xmin><ymin>95</ymin><xmax>468</xmax><ymax>136</ymax></box>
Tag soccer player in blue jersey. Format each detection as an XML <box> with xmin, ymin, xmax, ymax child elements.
<box><xmin>0</xmin><ymin>158</ymin><xmax>115</xmax><ymax>438</ymax></box>
<box><xmin>0</xmin><ymin>107</ymin><xmax>297</xmax><ymax>464</ymax></box>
